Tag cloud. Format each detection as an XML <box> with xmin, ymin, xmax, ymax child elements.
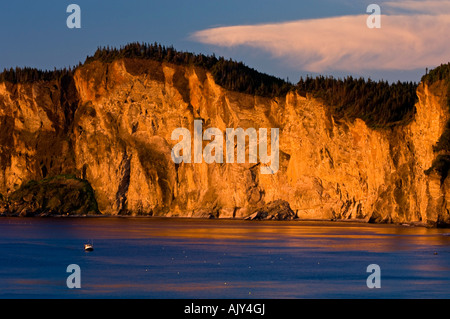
<box><xmin>384</xmin><ymin>0</ymin><xmax>450</xmax><ymax>14</ymax></box>
<box><xmin>191</xmin><ymin>1</ymin><xmax>450</xmax><ymax>73</ymax></box>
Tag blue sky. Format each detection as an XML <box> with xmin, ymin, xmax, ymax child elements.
<box><xmin>0</xmin><ymin>0</ymin><xmax>448</xmax><ymax>83</ymax></box>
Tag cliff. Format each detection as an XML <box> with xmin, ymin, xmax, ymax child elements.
<box><xmin>0</xmin><ymin>52</ymin><xmax>449</xmax><ymax>226</ymax></box>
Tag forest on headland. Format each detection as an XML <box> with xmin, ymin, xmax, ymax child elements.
<box><xmin>421</xmin><ymin>63</ymin><xmax>450</xmax><ymax>180</ymax></box>
<box><xmin>1</xmin><ymin>42</ymin><xmax>447</xmax><ymax>132</ymax></box>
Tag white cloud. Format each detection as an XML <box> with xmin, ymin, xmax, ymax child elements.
<box><xmin>191</xmin><ymin>1</ymin><xmax>450</xmax><ymax>73</ymax></box>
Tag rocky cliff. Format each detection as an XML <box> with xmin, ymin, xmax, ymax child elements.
<box><xmin>0</xmin><ymin>55</ymin><xmax>449</xmax><ymax>226</ymax></box>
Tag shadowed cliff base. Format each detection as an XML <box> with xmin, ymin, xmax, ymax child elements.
<box><xmin>0</xmin><ymin>43</ymin><xmax>449</xmax><ymax>227</ymax></box>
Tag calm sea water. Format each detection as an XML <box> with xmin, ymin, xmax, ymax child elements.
<box><xmin>0</xmin><ymin>217</ymin><xmax>449</xmax><ymax>299</ymax></box>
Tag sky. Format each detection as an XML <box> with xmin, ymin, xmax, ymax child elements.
<box><xmin>0</xmin><ymin>0</ymin><xmax>449</xmax><ymax>83</ymax></box>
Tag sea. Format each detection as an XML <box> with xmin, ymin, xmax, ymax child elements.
<box><xmin>0</xmin><ymin>217</ymin><xmax>449</xmax><ymax>299</ymax></box>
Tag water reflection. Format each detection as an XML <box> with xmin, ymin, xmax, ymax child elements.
<box><xmin>1</xmin><ymin>217</ymin><xmax>449</xmax><ymax>298</ymax></box>
<box><xmin>3</xmin><ymin>217</ymin><xmax>449</xmax><ymax>252</ymax></box>
<box><xmin>64</xmin><ymin>217</ymin><xmax>450</xmax><ymax>253</ymax></box>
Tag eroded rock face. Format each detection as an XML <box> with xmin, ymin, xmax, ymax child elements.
<box><xmin>0</xmin><ymin>58</ymin><xmax>449</xmax><ymax>225</ymax></box>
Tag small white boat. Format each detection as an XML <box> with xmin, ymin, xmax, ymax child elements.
<box><xmin>84</xmin><ymin>243</ymin><xmax>94</xmax><ymax>251</ymax></box>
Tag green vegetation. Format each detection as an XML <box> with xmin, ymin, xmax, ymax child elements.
<box><xmin>85</xmin><ymin>42</ymin><xmax>292</xmax><ymax>97</ymax></box>
<box><xmin>6</xmin><ymin>174</ymin><xmax>99</xmax><ymax>216</ymax></box>
<box><xmin>0</xmin><ymin>67</ymin><xmax>73</xmax><ymax>84</ymax></box>
<box><xmin>421</xmin><ymin>63</ymin><xmax>450</xmax><ymax>182</ymax></box>
<box><xmin>85</xmin><ymin>42</ymin><xmax>217</xmax><ymax>68</ymax></box>
<box><xmin>210</xmin><ymin>58</ymin><xmax>292</xmax><ymax>97</ymax></box>
<box><xmin>0</xmin><ymin>42</ymin><xmax>292</xmax><ymax>97</ymax></box>
<box><xmin>0</xmin><ymin>42</ymin><xmax>419</xmax><ymax>128</ymax></box>
<box><xmin>421</xmin><ymin>63</ymin><xmax>450</xmax><ymax>85</ymax></box>
<box><xmin>422</xmin><ymin>63</ymin><xmax>450</xmax><ymax>153</ymax></box>
<box><xmin>297</xmin><ymin>75</ymin><xmax>418</xmax><ymax>129</ymax></box>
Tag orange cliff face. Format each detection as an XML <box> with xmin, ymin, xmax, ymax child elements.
<box><xmin>0</xmin><ymin>57</ymin><xmax>449</xmax><ymax>226</ymax></box>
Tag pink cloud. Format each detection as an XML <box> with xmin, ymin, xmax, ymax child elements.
<box><xmin>191</xmin><ymin>2</ymin><xmax>450</xmax><ymax>73</ymax></box>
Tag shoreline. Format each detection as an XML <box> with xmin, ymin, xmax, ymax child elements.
<box><xmin>0</xmin><ymin>213</ymin><xmax>440</xmax><ymax>228</ymax></box>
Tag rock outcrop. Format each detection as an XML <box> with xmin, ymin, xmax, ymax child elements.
<box><xmin>245</xmin><ymin>200</ymin><xmax>296</xmax><ymax>220</ymax></box>
<box><xmin>0</xmin><ymin>56</ymin><xmax>449</xmax><ymax>226</ymax></box>
<box><xmin>0</xmin><ymin>175</ymin><xmax>99</xmax><ymax>217</ymax></box>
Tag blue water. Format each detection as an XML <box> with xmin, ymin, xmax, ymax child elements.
<box><xmin>0</xmin><ymin>217</ymin><xmax>449</xmax><ymax>298</ymax></box>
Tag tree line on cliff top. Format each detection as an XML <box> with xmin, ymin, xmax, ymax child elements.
<box><xmin>85</xmin><ymin>42</ymin><xmax>292</xmax><ymax>98</ymax></box>
<box><xmin>0</xmin><ymin>67</ymin><xmax>72</xmax><ymax>83</ymax></box>
<box><xmin>421</xmin><ymin>63</ymin><xmax>450</xmax><ymax>181</ymax></box>
<box><xmin>298</xmin><ymin>75</ymin><xmax>417</xmax><ymax>128</ymax></box>
<box><xmin>0</xmin><ymin>42</ymin><xmax>425</xmax><ymax>129</ymax></box>
<box><xmin>422</xmin><ymin>63</ymin><xmax>450</xmax><ymax>153</ymax></box>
